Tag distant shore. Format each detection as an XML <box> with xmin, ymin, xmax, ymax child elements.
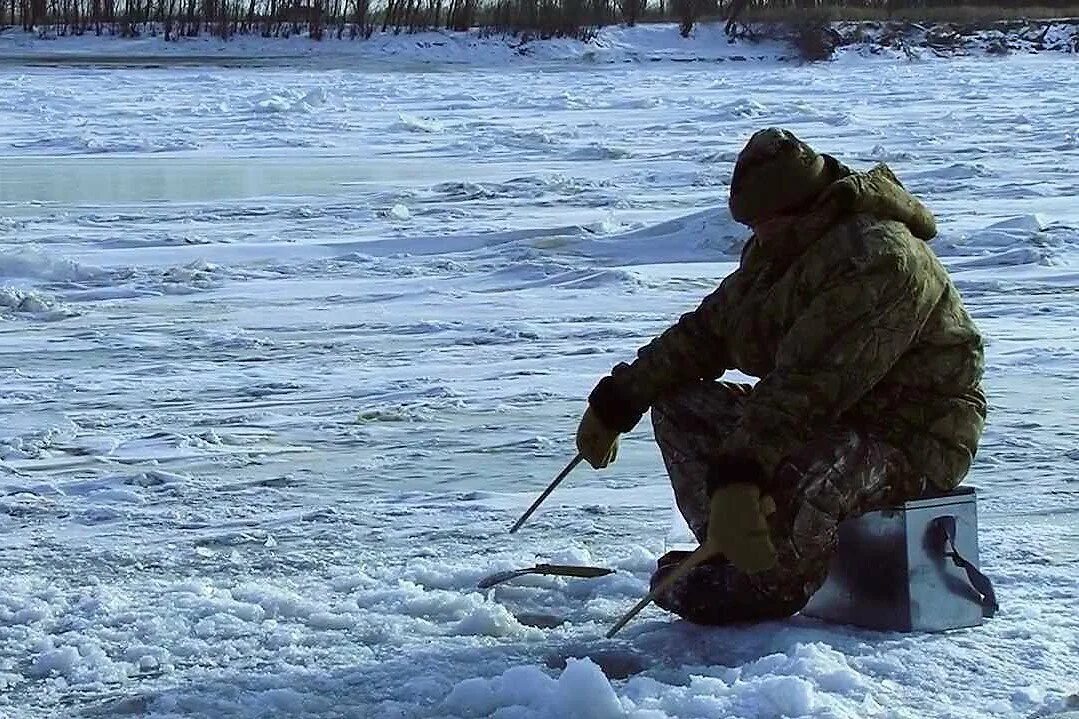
<box><xmin>0</xmin><ymin>19</ymin><xmax>1076</xmax><ymax>65</ymax></box>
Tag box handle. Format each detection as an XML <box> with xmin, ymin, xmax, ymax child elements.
<box><xmin>934</xmin><ymin>515</ymin><xmax>999</xmax><ymax>618</ymax></box>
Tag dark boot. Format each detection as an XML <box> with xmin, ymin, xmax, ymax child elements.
<box><xmin>649</xmin><ymin>550</ymin><xmax>807</xmax><ymax>626</ymax></box>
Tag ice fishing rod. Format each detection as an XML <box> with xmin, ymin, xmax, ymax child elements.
<box><xmin>606</xmin><ymin>545</ymin><xmax>717</xmax><ymax>638</ymax></box>
<box><xmin>508</xmin><ymin>452</ymin><xmax>718</xmax><ymax>637</ymax></box>
<box><xmin>509</xmin><ymin>453</ymin><xmax>584</xmax><ymax>533</ymax></box>
<box><xmin>477</xmin><ymin>563</ymin><xmax>613</xmax><ymax>590</ymax></box>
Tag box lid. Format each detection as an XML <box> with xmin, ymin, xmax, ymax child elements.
<box><xmin>901</xmin><ymin>485</ymin><xmax>976</xmax><ymax>511</ymax></box>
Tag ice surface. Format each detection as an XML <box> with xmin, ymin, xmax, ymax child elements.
<box><xmin>0</xmin><ymin>42</ymin><xmax>1077</xmax><ymax>719</ymax></box>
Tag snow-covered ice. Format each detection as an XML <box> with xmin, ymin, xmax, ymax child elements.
<box><xmin>0</xmin><ymin>36</ymin><xmax>1076</xmax><ymax>718</ymax></box>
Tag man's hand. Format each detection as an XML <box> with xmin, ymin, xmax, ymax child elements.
<box><xmin>576</xmin><ymin>406</ymin><xmax>620</xmax><ymax>469</ymax></box>
<box><xmin>704</xmin><ymin>482</ymin><xmax>778</xmax><ymax>574</ymax></box>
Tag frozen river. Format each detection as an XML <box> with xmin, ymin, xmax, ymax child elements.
<box><xmin>1</xmin><ymin>49</ymin><xmax>1077</xmax><ymax>717</ymax></box>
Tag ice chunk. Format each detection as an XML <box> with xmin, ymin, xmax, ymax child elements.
<box><xmin>193</xmin><ymin>612</ymin><xmax>252</xmax><ymax>639</ymax></box>
<box><xmin>443</xmin><ymin>677</ymin><xmax>499</xmax><ymax>717</ymax></box>
<box><xmin>231</xmin><ymin>583</ymin><xmax>319</xmax><ymax>619</ymax></box>
<box><xmin>453</xmin><ymin>602</ymin><xmax>530</xmax><ymax>637</ymax></box>
<box><xmin>306</xmin><ymin>612</ymin><xmax>356</xmax><ymax>630</ymax></box>
<box><xmin>985</xmin><ymin>214</ymin><xmax>1047</xmax><ymax>233</ymax></box>
<box><xmin>392</xmin><ymin>113</ymin><xmax>444</xmax><ymax>133</ymax></box>
<box><xmin>752</xmin><ymin>675</ymin><xmax>816</xmax><ymax>717</ymax></box>
<box><xmin>30</xmin><ymin>646</ymin><xmax>80</xmax><ymax>678</ymax></box>
<box><xmin>0</xmin><ymin>287</ymin><xmax>77</xmax><ymax>320</ymax></box>
<box><xmin>0</xmin><ymin>247</ymin><xmax>103</xmax><ymax>283</ymax></box>
<box><xmin>443</xmin><ymin>659</ymin><xmax>624</xmax><ymax>718</ymax></box>
<box><xmin>547</xmin><ymin>545</ymin><xmax>595</xmax><ymax>566</ymax></box>
<box><xmin>137</xmin><ymin>655</ymin><xmax>160</xmax><ymax>672</ymax></box>
<box><xmin>553</xmin><ymin>658</ymin><xmax>626</xmax><ymax>718</ymax></box>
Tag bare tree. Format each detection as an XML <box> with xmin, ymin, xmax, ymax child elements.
<box><xmin>725</xmin><ymin>0</ymin><xmax>746</xmax><ymax>35</ymax></box>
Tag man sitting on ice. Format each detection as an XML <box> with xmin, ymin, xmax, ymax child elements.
<box><xmin>576</xmin><ymin>128</ymin><xmax>986</xmax><ymax>624</ymax></box>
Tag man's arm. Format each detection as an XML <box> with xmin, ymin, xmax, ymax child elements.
<box><xmin>716</xmin><ymin>227</ymin><xmax>948</xmax><ymax>490</ymax></box>
<box><xmin>588</xmin><ymin>272</ymin><xmax>737</xmax><ymax>433</ymax></box>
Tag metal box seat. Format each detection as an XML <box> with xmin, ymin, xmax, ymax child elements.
<box><xmin>802</xmin><ymin>486</ymin><xmax>997</xmax><ymax>632</ymax></box>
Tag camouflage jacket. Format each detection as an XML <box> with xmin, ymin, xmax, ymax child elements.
<box><xmin>593</xmin><ymin>163</ymin><xmax>986</xmax><ymax>492</ymax></box>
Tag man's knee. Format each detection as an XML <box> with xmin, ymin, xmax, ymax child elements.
<box><xmin>650</xmin><ymin>381</ymin><xmax>752</xmax><ymax>437</ymax></box>
<box><xmin>776</xmin><ymin>429</ymin><xmax>920</xmax><ymax>536</ymax></box>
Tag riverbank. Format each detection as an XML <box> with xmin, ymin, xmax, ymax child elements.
<box><xmin>1</xmin><ymin>18</ymin><xmax>1076</xmax><ymax>65</ymax></box>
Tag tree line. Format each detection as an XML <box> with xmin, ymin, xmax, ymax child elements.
<box><xmin>6</xmin><ymin>0</ymin><xmax>1075</xmax><ymax>41</ymax></box>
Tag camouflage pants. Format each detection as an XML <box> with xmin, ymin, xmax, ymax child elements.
<box><xmin>649</xmin><ymin>381</ymin><xmax>926</xmax><ymax>625</ymax></box>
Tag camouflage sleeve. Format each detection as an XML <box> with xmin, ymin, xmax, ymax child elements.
<box><xmin>588</xmin><ymin>274</ymin><xmax>736</xmax><ymax>432</ymax></box>
<box><xmin>720</xmin><ymin>226</ymin><xmax>948</xmax><ymax>487</ymax></box>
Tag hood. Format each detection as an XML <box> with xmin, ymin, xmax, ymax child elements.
<box><xmin>818</xmin><ymin>163</ymin><xmax>937</xmax><ymax>241</ymax></box>
<box><xmin>748</xmin><ymin>161</ymin><xmax>937</xmax><ymax>265</ymax></box>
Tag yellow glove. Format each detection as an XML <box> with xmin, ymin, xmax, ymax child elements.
<box><xmin>704</xmin><ymin>482</ymin><xmax>778</xmax><ymax>574</ymax></box>
<box><xmin>575</xmin><ymin>406</ymin><xmax>620</xmax><ymax>469</ymax></box>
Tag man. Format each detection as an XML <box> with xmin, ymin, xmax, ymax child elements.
<box><xmin>577</xmin><ymin>128</ymin><xmax>986</xmax><ymax>624</ymax></box>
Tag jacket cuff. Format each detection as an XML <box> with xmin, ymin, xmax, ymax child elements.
<box><xmin>588</xmin><ymin>371</ymin><xmax>647</xmax><ymax>434</ymax></box>
<box><xmin>705</xmin><ymin>454</ymin><xmax>768</xmax><ymax>497</ymax></box>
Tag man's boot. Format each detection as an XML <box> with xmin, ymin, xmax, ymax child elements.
<box><xmin>649</xmin><ymin>550</ymin><xmax>807</xmax><ymax>626</ymax></box>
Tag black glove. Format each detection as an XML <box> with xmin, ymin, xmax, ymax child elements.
<box><xmin>587</xmin><ymin>363</ymin><xmax>648</xmax><ymax>434</ymax></box>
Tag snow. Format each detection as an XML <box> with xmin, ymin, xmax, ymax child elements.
<box><xmin>1</xmin><ymin>35</ymin><xmax>1078</xmax><ymax>719</ymax></box>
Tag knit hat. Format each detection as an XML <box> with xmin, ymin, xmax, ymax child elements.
<box><xmin>729</xmin><ymin>128</ymin><xmax>831</xmax><ymax>226</ymax></box>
